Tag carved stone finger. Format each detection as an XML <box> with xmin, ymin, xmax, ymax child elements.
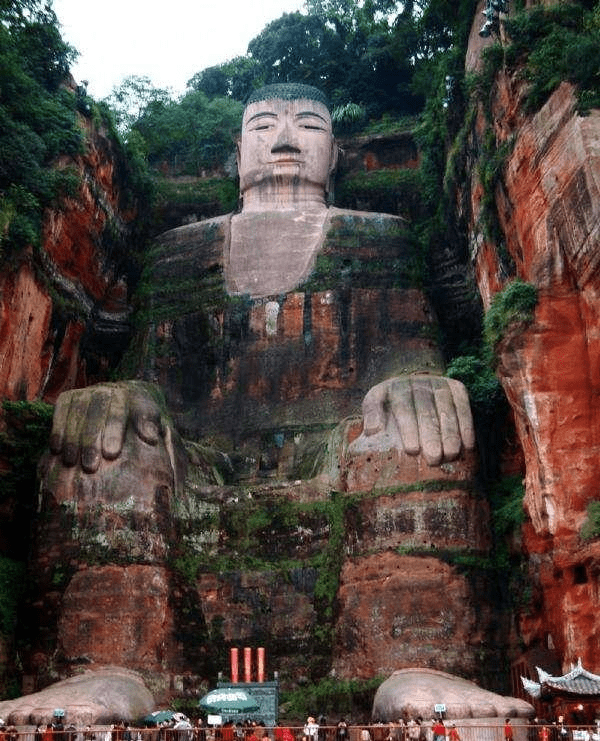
<box><xmin>411</xmin><ymin>377</ymin><xmax>442</xmax><ymax>466</ymax></box>
<box><xmin>448</xmin><ymin>378</ymin><xmax>476</xmax><ymax>450</ymax></box>
<box><xmin>49</xmin><ymin>391</ymin><xmax>71</xmax><ymax>454</ymax></box>
<box><xmin>62</xmin><ymin>389</ymin><xmax>92</xmax><ymax>467</ymax></box>
<box><xmin>389</xmin><ymin>377</ymin><xmax>420</xmax><ymax>456</ymax></box>
<box><xmin>102</xmin><ymin>386</ymin><xmax>128</xmax><ymax>460</ymax></box>
<box><xmin>361</xmin><ymin>380</ymin><xmax>389</xmax><ymax>436</ymax></box>
<box><xmin>80</xmin><ymin>389</ymin><xmax>112</xmax><ymax>473</ymax></box>
<box><xmin>431</xmin><ymin>379</ymin><xmax>461</xmax><ymax>461</ymax></box>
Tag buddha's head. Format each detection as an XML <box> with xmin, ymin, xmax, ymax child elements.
<box><xmin>237</xmin><ymin>83</ymin><xmax>338</xmax><ymax>210</ymax></box>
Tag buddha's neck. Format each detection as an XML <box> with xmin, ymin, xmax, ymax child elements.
<box><xmin>241</xmin><ymin>183</ymin><xmax>327</xmax><ymax>212</ymax></box>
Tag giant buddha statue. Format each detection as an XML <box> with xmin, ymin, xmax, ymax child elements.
<box><xmin>45</xmin><ymin>84</ymin><xmax>474</xmax><ymax>482</ymax></box>
<box><xmin>24</xmin><ymin>84</ymin><xmax>478</xmax><ymax>700</ymax></box>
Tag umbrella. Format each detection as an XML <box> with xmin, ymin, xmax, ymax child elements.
<box><xmin>199</xmin><ymin>688</ymin><xmax>260</xmax><ymax>714</ymax></box>
<box><xmin>143</xmin><ymin>711</ymin><xmax>189</xmax><ymax>726</ymax></box>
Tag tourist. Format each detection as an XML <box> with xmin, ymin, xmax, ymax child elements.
<box><xmin>336</xmin><ymin>719</ymin><xmax>348</xmax><ymax>741</ymax></box>
<box><xmin>557</xmin><ymin>717</ymin><xmax>569</xmax><ymax>741</ymax></box>
<box><xmin>304</xmin><ymin>719</ymin><xmax>319</xmax><ymax>741</ymax></box>
<box><xmin>505</xmin><ymin>719</ymin><xmax>514</xmax><ymax>741</ymax></box>
<box><xmin>194</xmin><ymin>720</ymin><xmax>206</xmax><ymax>741</ymax></box>
<box><xmin>432</xmin><ymin>720</ymin><xmax>445</xmax><ymax>741</ymax></box>
<box><xmin>407</xmin><ymin>719</ymin><xmax>420</xmax><ymax>741</ymax></box>
<box><xmin>447</xmin><ymin>725</ymin><xmax>459</xmax><ymax>741</ymax></box>
<box><xmin>386</xmin><ymin>723</ymin><xmax>399</xmax><ymax>741</ymax></box>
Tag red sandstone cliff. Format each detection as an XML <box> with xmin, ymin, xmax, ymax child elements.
<box><xmin>466</xmin><ymin>11</ymin><xmax>600</xmax><ymax>672</ymax></box>
<box><xmin>0</xmin><ymin>111</ymin><xmax>136</xmax><ymax>405</ymax></box>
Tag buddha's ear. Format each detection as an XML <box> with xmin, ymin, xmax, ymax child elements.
<box><xmin>327</xmin><ymin>140</ymin><xmax>339</xmax><ymax>204</ymax></box>
<box><xmin>329</xmin><ymin>138</ymin><xmax>339</xmax><ymax>175</ymax></box>
<box><xmin>236</xmin><ymin>138</ymin><xmax>242</xmax><ymax>173</ymax></box>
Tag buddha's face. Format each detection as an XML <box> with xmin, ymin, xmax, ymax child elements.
<box><xmin>237</xmin><ymin>96</ymin><xmax>337</xmax><ymax>199</ymax></box>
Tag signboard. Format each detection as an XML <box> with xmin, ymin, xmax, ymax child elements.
<box><xmin>207</xmin><ymin>715</ymin><xmax>222</xmax><ymax>726</ymax></box>
<box><xmin>216</xmin><ymin>681</ymin><xmax>279</xmax><ymax>727</ymax></box>
<box><xmin>434</xmin><ymin>705</ymin><xmax>446</xmax><ymax>714</ymax></box>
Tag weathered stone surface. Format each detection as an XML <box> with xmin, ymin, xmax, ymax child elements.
<box><xmin>0</xmin><ymin>111</ymin><xmax>134</xmax><ymax>406</ymax></box>
<box><xmin>57</xmin><ymin>566</ymin><xmax>175</xmax><ymax>671</ymax></box>
<box><xmin>332</xmin><ymin>553</ymin><xmax>491</xmax><ymax>679</ymax></box>
<box><xmin>341</xmin><ymin>486</ymin><xmax>490</xmax><ymax>552</ymax></box>
<box><xmin>372</xmin><ymin>668</ymin><xmax>534</xmax><ymax>720</ymax></box>
<box><xmin>465</xmin><ymin>24</ymin><xmax>600</xmax><ymax>670</ymax></box>
<box><xmin>0</xmin><ymin>261</ymin><xmax>54</xmax><ymax>400</ymax></box>
<box><xmin>7</xmin><ymin>79</ymin><xmax>497</xmax><ymax>708</ymax></box>
<box><xmin>0</xmin><ymin>667</ymin><xmax>154</xmax><ymax>725</ymax></box>
<box><xmin>139</xmin><ymin>210</ymin><xmax>444</xmax><ymax>448</ymax></box>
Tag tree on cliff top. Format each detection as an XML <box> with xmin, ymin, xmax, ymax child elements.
<box><xmin>0</xmin><ymin>0</ymin><xmax>82</xmax><ymax>258</ymax></box>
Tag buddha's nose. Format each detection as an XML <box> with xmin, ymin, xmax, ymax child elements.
<box><xmin>271</xmin><ymin>120</ymin><xmax>301</xmax><ymax>154</ymax></box>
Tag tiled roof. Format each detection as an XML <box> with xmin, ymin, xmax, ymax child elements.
<box><xmin>522</xmin><ymin>659</ymin><xmax>600</xmax><ymax>698</ymax></box>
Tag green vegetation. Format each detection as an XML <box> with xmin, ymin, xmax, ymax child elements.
<box><xmin>471</xmin><ymin>3</ymin><xmax>600</xmax><ymax>116</ymax></box>
<box><xmin>360</xmin><ymin>113</ymin><xmax>421</xmax><ymax>137</ymax></box>
<box><xmin>0</xmin><ymin>399</ymin><xmax>54</xmax><ymax>503</ymax></box>
<box><xmin>101</xmin><ymin>0</ymin><xmax>481</xmax><ymax>176</ymax></box>
<box><xmin>580</xmin><ymin>500</ymin><xmax>600</xmax><ymax>540</ymax></box>
<box><xmin>447</xmin><ymin>354</ymin><xmax>505</xmax><ymax>417</ymax></box>
<box><xmin>505</xmin><ymin>2</ymin><xmax>600</xmax><ymax>113</ymax></box>
<box><xmin>152</xmin><ymin>176</ymin><xmax>238</xmax><ymax>229</ymax></box>
<box><xmin>0</xmin><ymin>557</ymin><xmax>25</xmax><ymax>637</ymax></box>
<box><xmin>280</xmin><ymin>675</ymin><xmax>385</xmax><ymax>721</ymax></box>
<box><xmin>131</xmin><ymin>91</ymin><xmax>243</xmax><ymax>175</ymax></box>
<box><xmin>488</xmin><ymin>476</ymin><xmax>530</xmax><ymax>613</ymax></box>
<box><xmin>0</xmin><ymin>1</ymin><xmax>83</xmax><ymax>258</ymax></box>
<box><xmin>490</xmin><ymin>475</ymin><xmax>526</xmax><ymax>542</ymax></box>
<box><xmin>337</xmin><ymin>169</ymin><xmax>423</xmax><ymax>218</ymax></box>
<box><xmin>483</xmin><ymin>279</ymin><xmax>538</xmax><ymax>358</ymax></box>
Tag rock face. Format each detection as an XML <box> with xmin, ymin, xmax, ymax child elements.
<box><xmin>26</xmin><ymin>197</ymin><xmax>495</xmax><ymax>700</ymax></box>
<box><xmin>0</xmin><ymin>112</ymin><xmax>136</xmax><ymax>406</ymax></box>
<box><xmin>466</xmin><ymin>14</ymin><xmax>600</xmax><ymax>671</ymax></box>
<box><xmin>11</xmin><ymin>23</ymin><xmax>600</xmax><ymax>710</ymax></box>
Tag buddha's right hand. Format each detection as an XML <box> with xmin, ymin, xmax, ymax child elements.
<box><xmin>49</xmin><ymin>381</ymin><xmax>170</xmax><ymax>473</ymax></box>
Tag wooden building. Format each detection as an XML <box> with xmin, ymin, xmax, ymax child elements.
<box><xmin>522</xmin><ymin>659</ymin><xmax>600</xmax><ymax>725</ymax></box>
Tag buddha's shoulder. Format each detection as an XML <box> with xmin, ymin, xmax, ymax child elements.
<box><xmin>323</xmin><ymin>207</ymin><xmax>409</xmax><ymax>253</ymax></box>
<box><xmin>325</xmin><ymin>206</ymin><xmax>407</xmax><ymax>236</ymax></box>
<box><xmin>148</xmin><ymin>213</ymin><xmax>232</xmax><ymax>269</ymax></box>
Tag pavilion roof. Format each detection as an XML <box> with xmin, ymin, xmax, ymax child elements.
<box><xmin>522</xmin><ymin>659</ymin><xmax>600</xmax><ymax>699</ymax></box>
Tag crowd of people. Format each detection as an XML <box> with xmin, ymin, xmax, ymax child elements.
<box><xmin>0</xmin><ymin>715</ymin><xmax>599</xmax><ymax>741</ymax></box>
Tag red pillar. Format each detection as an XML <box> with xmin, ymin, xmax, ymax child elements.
<box><xmin>230</xmin><ymin>647</ymin><xmax>239</xmax><ymax>683</ymax></box>
<box><xmin>257</xmin><ymin>646</ymin><xmax>265</xmax><ymax>683</ymax></box>
<box><xmin>244</xmin><ymin>646</ymin><xmax>252</xmax><ymax>683</ymax></box>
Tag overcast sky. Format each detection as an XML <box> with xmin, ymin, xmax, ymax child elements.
<box><xmin>53</xmin><ymin>0</ymin><xmax>304</xmax><ymax>101</ymax></box>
